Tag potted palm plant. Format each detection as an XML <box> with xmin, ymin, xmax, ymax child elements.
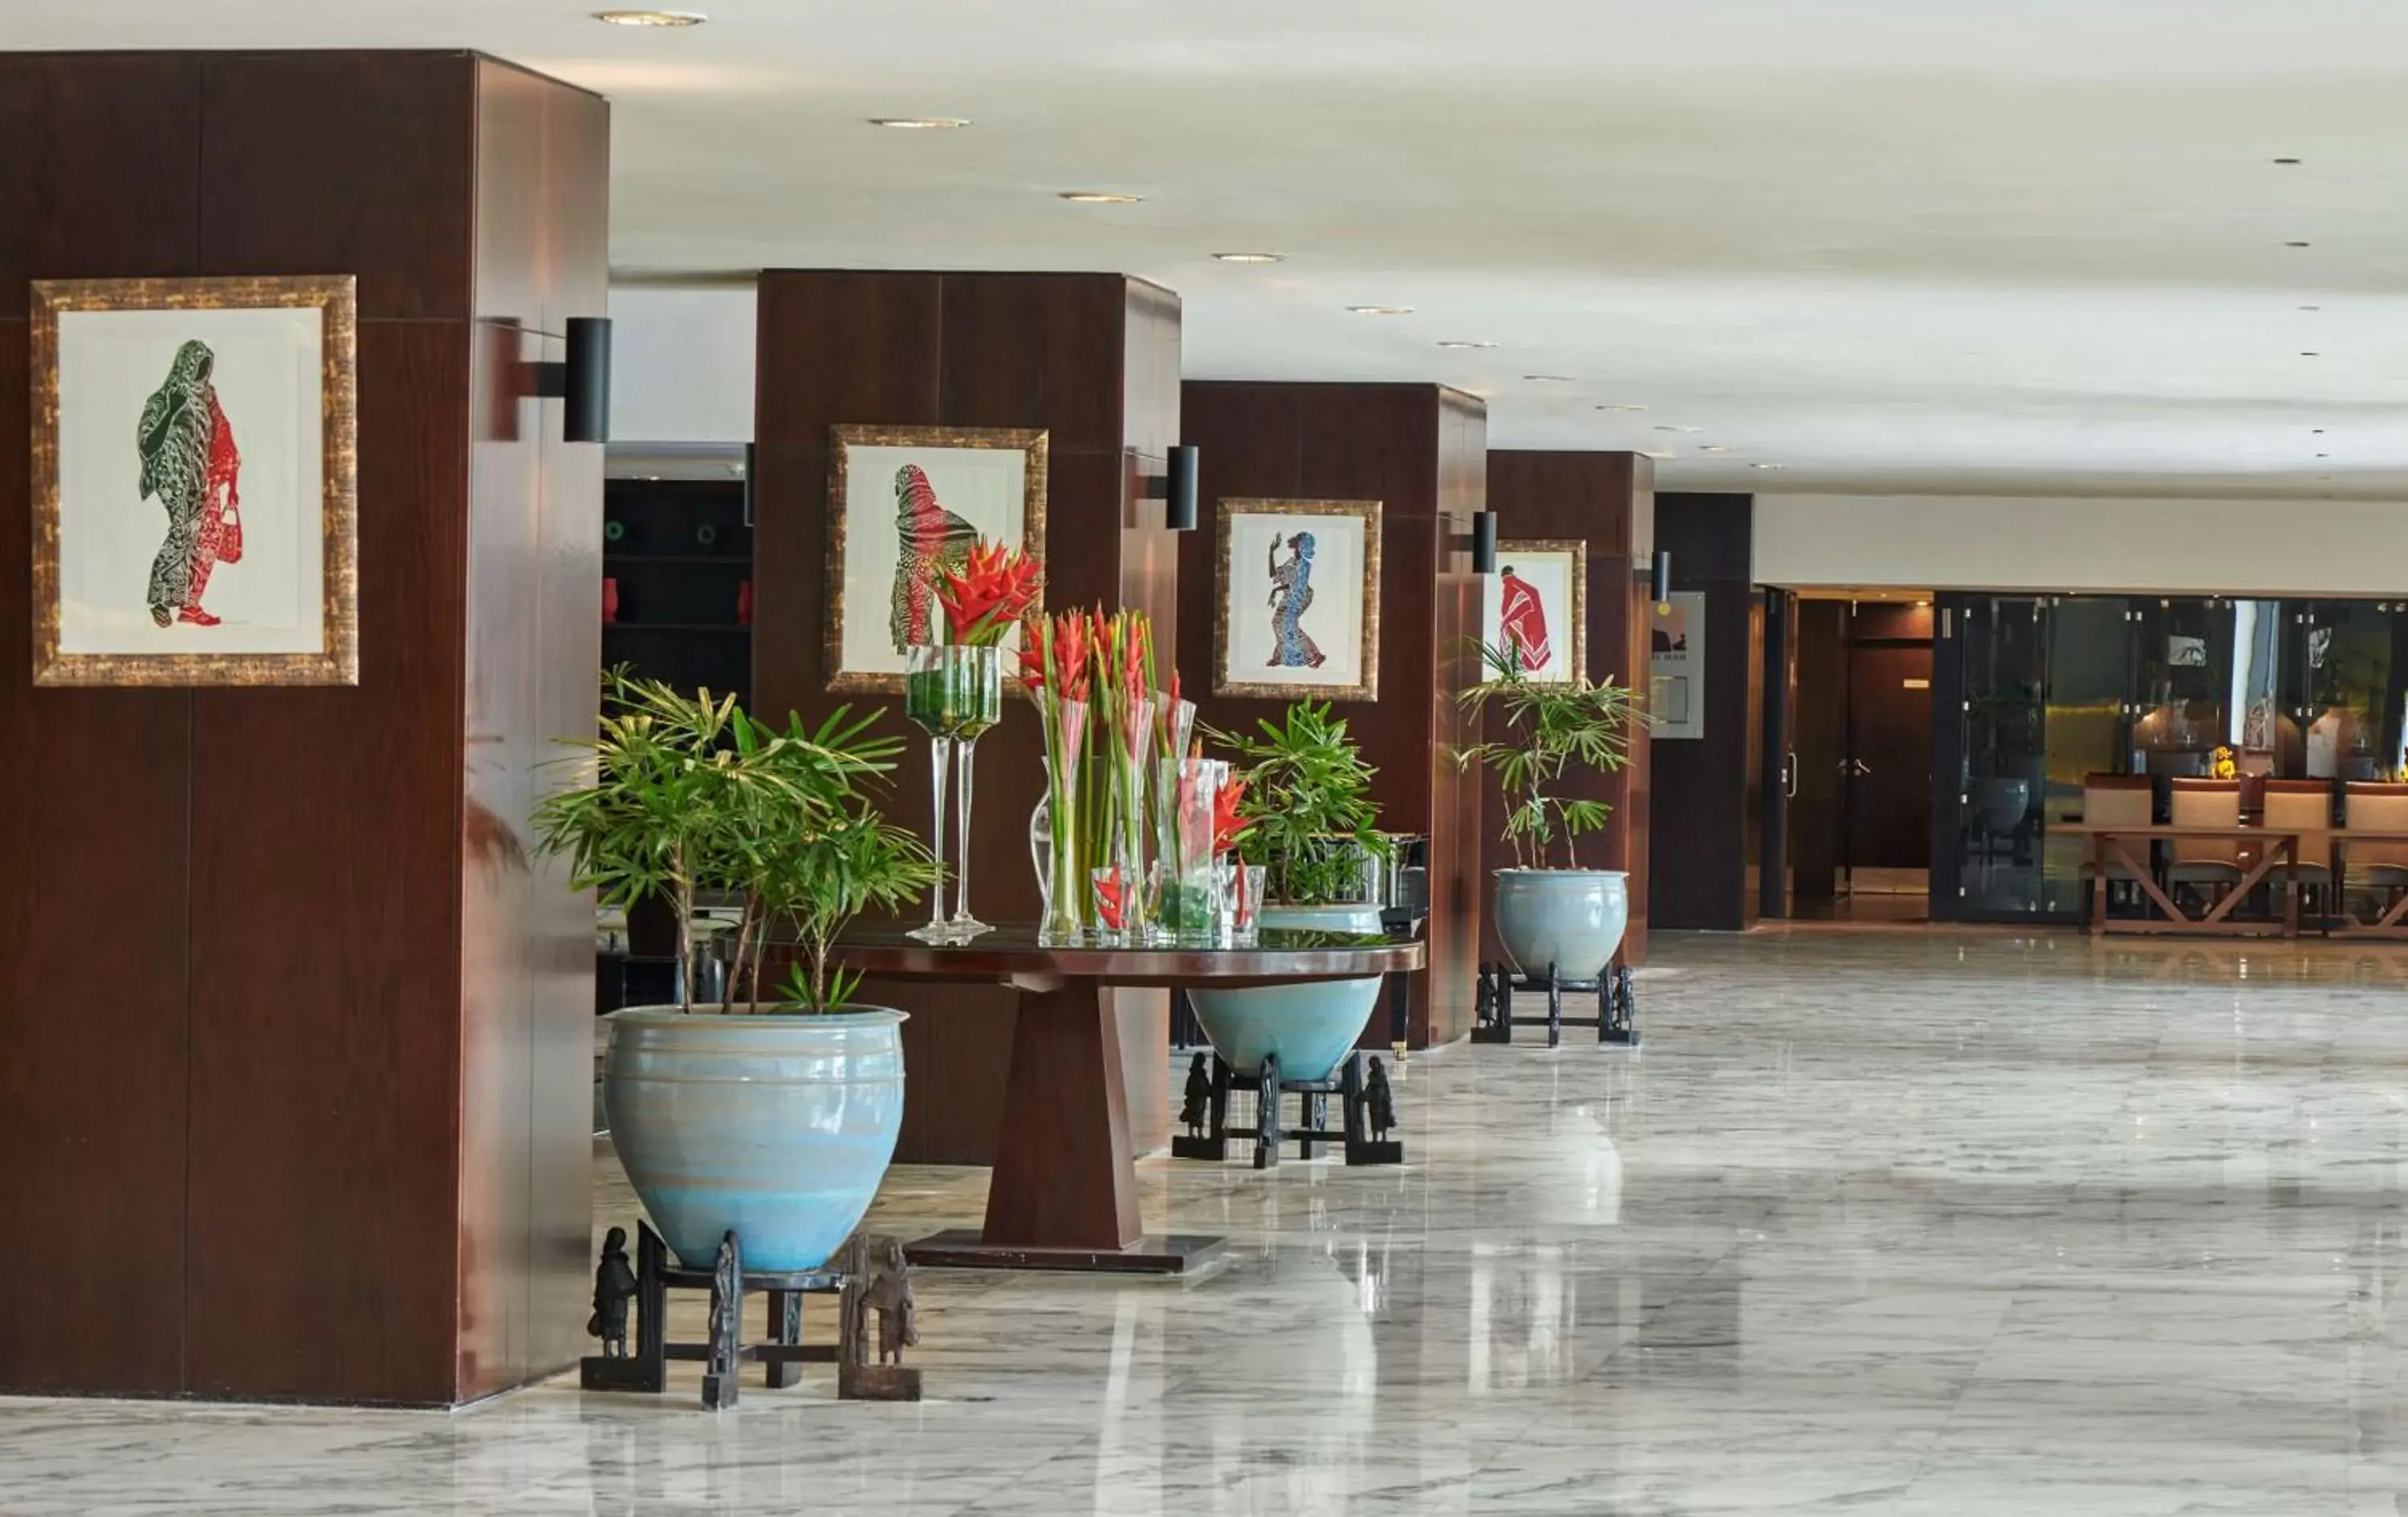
<box><xmin>1186</xmin><ymin>702</ymin><xmax>1395</xmax><ymax>1081</ymax></box>
<box><xmin>535</xmin><ymin>673</ymin><xmax>938</xmax><ymax>1273</ymax></box>
<box><xmin>1456</xmin><ymin>642</ymin><xmax>1636</xmax><ymax>983</ymax></box>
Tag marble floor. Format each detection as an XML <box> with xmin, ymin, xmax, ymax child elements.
<box><xmin>15</xmin><ymin>930</ymin><xmax>2408</xmax><ymax>1514</ymax></box>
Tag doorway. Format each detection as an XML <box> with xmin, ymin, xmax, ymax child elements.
<box><xmin>1771</xmin><ymin>594</ymin><xmax>1936</xmax><ymax>921</ymax></box>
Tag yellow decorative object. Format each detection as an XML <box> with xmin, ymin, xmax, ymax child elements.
<box><xmin>2210</xmin><ymin>745</ymin><xmax>2237</xmax><ymax>780</ymax></box>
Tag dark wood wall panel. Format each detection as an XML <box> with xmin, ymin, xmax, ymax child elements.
<box><xmin>1177</xmin><ymin>382</ymin><xmax>1487</xmax><ymax>1047</ymax></box>
<box><xmin>1648</xmin><ymin>492</ymin><xmax>1759</xmax><ymax>932</ymax></box>
<box><xmin>754</xmin><ymin>271</ymin><xmax>1179</xmax><ymax>1164</ymax></box>
<box><xmin>0</xmin><ymin>52</ymin><xmax>201</xmax><ymax>1397</ymax></box>
<box><xmin>1483</xmin><ymin>451</ymin><xmax>1654</xmax><ymax>968</ymax></box>
<box><xmin>0</xmin><ymin>51</ymin><xmax>606</xmax><ymax>1405</ymax></box>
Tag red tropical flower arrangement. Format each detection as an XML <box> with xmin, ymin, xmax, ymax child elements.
<box><xmin>932</xmin><ymin>541</ymin><xmax>1043</xmax><ymax>646</ymax></box>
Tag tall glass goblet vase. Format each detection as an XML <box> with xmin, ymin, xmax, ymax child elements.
<box><xmin>942</xmin><ymin>645</ymin><xmax>1005</xmax><ymax>941</ymax></box>
<box><xmin>1036</xmin><ymin>694</ymin><xmax>1090</xmax><ymax>946</ymax></box>
<box><xmin>903</xmin><ymin>644</ymin><xmax>962</xmax><ymax>944</ymax></box>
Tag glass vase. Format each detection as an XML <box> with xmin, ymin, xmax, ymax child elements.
<box><xmin>939</xmin><ymin>647</ymin><xmax>1003</xmax><ymax>940</ymax></box>
<box><xmin>1035</xmin><ymin>697</ymin><xmax>1090</xmax><ymax>946</ymax></box>
<box><xmin>902</xmin><ymin>645</ymin><xmax>959</xmax><ymax>943</ymax></box>
<box><xmin>1154</xmin><ymin>754</ymin><xmax>1224</xmax><ymax>944</ymax></box>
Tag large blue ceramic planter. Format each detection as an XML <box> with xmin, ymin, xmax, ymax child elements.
<box><xmin>1493</xmin><ymin>869</ymin><xmax>1629</xmax><ymax>982</ymax></box>
<box><xmin>1186</xmin><ymin>904</ymin><xmax>1383</xmax><ymax>1081</ymax></box>
<box><xmin>601</xmin><ymin>1005</ymin><xmax>906</xmax><ymax>1271</ymax></box>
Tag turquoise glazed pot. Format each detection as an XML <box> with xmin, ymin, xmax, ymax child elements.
<box><xmin>1493</xmin><ymin>868</ymin><xmax>1629</xmax><ymax>982</ymax></box>
<box><xmin>601</xmin><ymin>1005</ymin><xmax>906</xmax><ymax>1271</ymax></box>
<box><xmin>1186</xmin><ymin>903</ymin><xmax>1384</xmax><ymax>1081</ymax></box>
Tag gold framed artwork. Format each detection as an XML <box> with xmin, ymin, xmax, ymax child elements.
<box><xmin>31</xmin><ymin>275</ymin><xmax>359</xmax><ymax>686</ymax></box>
<box><xmin>1482</xmin><ymin>539</ymin><xmax>1587</xmax><ymax>683</ymax></box>
<box><xmin>824</xmin><ymin>424</ymin><xmax>1048</xmax><ymax>694</ymax></box>
<box><xmin>1213</xmin><ymin>498</ymin><xmax>1382</xmax><ymax>702</ymax></box>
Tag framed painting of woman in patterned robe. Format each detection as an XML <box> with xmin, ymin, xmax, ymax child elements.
<box><xmin>1212</xmin><ymin>498</ymin><xmax>1382</xmax><ymax>702</ymax></box>
<box><xmin>824</xmin><ymin>425</ymin><xmax>1048</xmax><ymax>694</ymax></box>
<box><xmin>31</xmin><ymin>275</ymin><xmax>358</xmax><ymax>686</ymax></box>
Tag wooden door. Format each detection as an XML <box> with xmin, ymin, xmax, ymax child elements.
<box><xmin>1791</xmin><ymin>601</ymin><xmax>1848</xmax><ymax>905</ymax></box>
<box><xmin>1846</xmin><ymin>641</ymin><xmax>1935</xmax><ymax>871</ymax></box>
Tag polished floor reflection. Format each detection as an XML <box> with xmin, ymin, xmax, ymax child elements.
<box><xmin>13</xmin><ymin>931</ymin><xmax>2408</xmax><ymax>1513</ymax></box>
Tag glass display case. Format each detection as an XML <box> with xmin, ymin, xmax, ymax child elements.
<box><xmin>1938</xmin><ymin>595</ymin><xmax>2408</xmax><ymax>922</ymax></box>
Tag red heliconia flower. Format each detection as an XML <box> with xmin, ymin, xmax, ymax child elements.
<box><xmin>1055</xmin><ymin>610</ymin><xmax>1092</xmax><ymax>702</ymax></box>
<box><xmin>1213</xmin><ymin>775</ymin><xmax>1251</xmax><ymax>856</ymax></box>
<box><xmin>1092</xmin><ymin>865</ymin><xmax>1127</xmax><ymax>929</ymax></box>
<box><xmin>934</xmin><ymin>539</ymin><xmax>1041</xmax><ymax>646</ymax></box>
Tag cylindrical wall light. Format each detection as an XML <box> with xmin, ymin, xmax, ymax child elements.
<box><xmin>1470</xmin><ymin>510</ymin><xmax>1498</xmax><ymax>574</ymax></box>
<box><xmin>533</xmin><ymin>315</ymin><xmax>613</xmax><ymax>443</ymax></box>
<box><xmin>1165</xmin><ymin>445</ymin><xmax>1199</xmax><ymax>531</ymax></box>
<box><xmin>1651</xmin><ymin>548</ymin><xmax>1673</xmax><ymax>605</ymax></box>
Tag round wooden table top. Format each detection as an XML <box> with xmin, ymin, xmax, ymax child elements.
<box><xmin>832</xmin><ymin>923</ymin><xmax>1426</xmax><ymax>987</ymax></box>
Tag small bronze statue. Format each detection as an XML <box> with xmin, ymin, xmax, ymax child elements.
<box><xmin>1365</xmin><ymin>1056</ymin><xmax>1397</xmax><ymax>1142</ymax></box>
<box><xmin>862</xmin><ymin>1236</ymin><xmax>919</xmax><ymax>1366</ymax></box>
<box><xmin>586</xmin><ymin>1226</ymin><xmax>639</xmax><ymax>1357</ymax></box>
<box><xmin>1180</xmin><ymin>1052</ymin><xmax>1213</xmax><ymax>1138</ymax></box>
<box><xmin>838</xmin><ymin>1233</ymin><xmax>924</xmax><ymax>1400</ymax></box>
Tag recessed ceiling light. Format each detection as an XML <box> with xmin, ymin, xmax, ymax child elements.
<box><xmin>592</xmin><ymin>8</ymin><xmax>706</xmax><ymax>24</ymax></box>
<box><xmin>1436</xmin><ymin>340</ymin><xmax>1498</xmax><ymax>349</ymax></box>
<box><xmin>1523</xmin><ymin>374</ymin><xmax>1576</xmax><ymax>384</ymax></box>
<box><xmin>1212</xmin><ymin>252</ymin><xmax>1284</xmax><ymax>263</ymax></box>
<box><xmin>1348</xmin><ymin>305</ymin><xmax>1414</xmax><ymax>316</ymax></box>
<box><xmin>2317</xmin><ymin>453</ymin><xmax>2330</xmax><ymax>458</ymax></box>
<box><xmin>1698</xmin><ymin>444</ymin><xmax>1732</xmax><ymax>453</ymax></box>
<box><xmin>1750</xmin><ymin>462</ymin><xmax>1787</xmax><ymax>470</ymax></box>
<box><xmin>1594</xmin><ymin>404</ymin><xmax>1647</xmax><ymax>413</ymax></box>
<box><xmin>2313</xmin><ymin>428</ymin><xmax>2326</xmax><ymax>433</ymax></box>
<box><xmin>2273</xmin><ymin>157</ymin><xmax>2302</xmax><ymax>165</ymax></box>
<box><xmin>2300</xmin><ymin>304</ymin><xmax>2322</xmax><ymax>311</ymax></box>
<box><xmin>869</xmin><ymin>116</ymin><xmax>969</xmax><ymax>129</ymax></box>
<box><xmin>1641</xmin><ymin>450</ymin><xmax>1674</xmax><ymax>460</ymax></box>
<box><xmin>1060</xmin><ymin>191</ymin><xmax>1142</xmax><ymax>204</ymax></box>
<box><xmin>2286</xmin><ymin>240</ymin><xmax>2312</xmax><ymax>248</ymax></box>
<box><xmin>2301</xmin><ymin>351</ymin><xmax>2321</xmax><ymax>356</ymax></box>
<box><xmin>1653</xmin><ymin>424</ymin><xmax>1703</xmax><ymax>433</ymax></box>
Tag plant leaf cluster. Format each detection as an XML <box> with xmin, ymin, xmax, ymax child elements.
<box><xmin>532</xmin><ymin>670</ymin><xmax>936</xmax><ymax>1012</ymax></box>
<box><xmin>1454</xmin><ymin>641</ymin><xmax>1634</xmax><ymax>871</ymax></box>
<box><xmin>1209</xmin><ymin>701</ymin><xmax>1393</xmax><ymax>905</ymax></box>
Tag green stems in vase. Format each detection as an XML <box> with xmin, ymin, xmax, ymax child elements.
<box><xmin>903</xmin><ymin>643</ymin><xmax>1004</xmax><ymax>942</ymax></box>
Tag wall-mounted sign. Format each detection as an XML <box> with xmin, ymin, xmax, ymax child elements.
<box><xmin>1649</xmin><ymin>591</ymin><xmax>1706</xmax><ymax>740</ymax></box>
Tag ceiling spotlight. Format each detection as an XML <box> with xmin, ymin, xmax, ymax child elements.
<box><xmin>1212</xmin><ymin>252</ymin><xmax>1284</xmax><ymax>263</ymax></box>
<box><xmin>1750</xmin><ymin>462</ymin><xmax>1788</xmax><ymax>470</ymax></box>
<box><xmin>1523</xmin><ymin>374</ymin><xmax>1576</xmax><ymax>384</ymax></box>
<box><xmin>592</xmin><ymin>8</ymin><xmax>706</xmax><ymax>23</ymax></box>
<box><xmin>2317</xmin><ymin>453</ymin><xmax>2330</xmax><ymax>458</ymax></box>
<box><xmin>1348</xmin><ymin>305</ymin><xmax>1414</xmax><ymax>316</ymax></box>
<box><xmin>1060</xmin><ymin>191</ymin><xmax>1143</xmax><ymax>204</ymax></box>
<box><xmin>1653</xmin><ymin>424</ymin><xmax>1704</xmax><ymax>433</ymax></box>
<box><xmin>2301</xmin><ymin>351</ymin><xmax>2321</xmax><ymax>356</ymax></box>
<box><xmin>869</xmin><ymin>117</ymin><xmax>970</xmax><ymax>129</ymax></box>
<box><xmin>1437</xmin><ymin>340</ymin><xmax>1498</xmax><ymax>349</ymax></box>
<box><xmin>2313</xmin><ymin>428</ymin><xmax>2326</xmax><ymax>433</ymax></box>
<box><xmin>2273</xmin><ymin>157</ymin><xmax>2302</xmax><ymax>165</ymax></box>
<box><xmin>1594</xmin><ymin>404</ymin><xmax>1647</xmax><ymax>413</ymax></box>
<box><xmin>2286</xmin><ymin>240</ymin><xmax>2312</xmax><ymax>248</ymax></box>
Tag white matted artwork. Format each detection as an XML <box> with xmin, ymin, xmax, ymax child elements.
<box><xmin>824</xmin><ymin>424</ymin><xmax>1048</xmax><ymax>693</ymax></box>
<box><xmin>1214</xmin><ymin>498</ymin><xmax>1381</xmax><ymax>702</ymax></box>
<box><xmin>1649</xmin><ymin>591</ymin><xmax>1706</xmax><ymax>739</ymax></box>
<box><xmin>1480</xmin><ymin>539</ymin><xmax>1586</xmax><ymax>683</ymax></box>
<box><xmin>31</xmin><ymin>275</ymin><xmax>358</xmax><ymax>686</ymax></box>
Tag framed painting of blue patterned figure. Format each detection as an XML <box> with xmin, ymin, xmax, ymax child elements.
<box><xmin>1213</xmin><ymin>498</ymin><xmax>1382</xmax><ymax>702</ymax></box>
<box><xmin>824</xmin><ymin>425</ymin><xmax>1049</xmax><ymax>693</ymax></box>
<box><xmin>30</xmin><ymin>275</ymin><xmax>359</xmax><ymax>687</ymax></box>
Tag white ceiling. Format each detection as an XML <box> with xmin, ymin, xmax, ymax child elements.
<box><xmin>21</xmin><ymin>1</ymin><xmax>2408</xmax><ymax>497</ymax></box>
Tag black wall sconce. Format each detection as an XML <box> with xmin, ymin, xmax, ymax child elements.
<box><xmin>1141</xmin><ymin>444</ymin><xmax>1201</xmax><ymax>530</ymax></box>
<box><xmin>1461</xmin><ymin>509</ymin><xmax>1499</xmax><ymax>574</ymax></box>
<box><xmin>1650</xmin><ymin>548</ymin><xmax>1673</xmax><ymax>607</ymax></box>
<box><xmin>531</xmin><ymin>315</ymin><xmax>612</xmax><ymax>443</ymax></box>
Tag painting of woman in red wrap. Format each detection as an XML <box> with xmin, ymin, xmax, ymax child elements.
<box><xmin>1495</xmin><ymin>563</ymin><xmax>1552</xmax><ymax>674</ymax></box>
<box><xmin>1483</xmin><ymin>541</ymin><xmax>1587</xmax><ymax>685</ymax></box>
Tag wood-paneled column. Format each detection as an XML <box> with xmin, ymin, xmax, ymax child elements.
<box><xmin>752</xmin><ymin>271</ymin><xmax>1182</xmax><ymax>1161</ymax></box>
<box><xmin>1484</xmin><ymin>450</ymin><xmax>1655</xmax><ymax>967</ymax></box>
<box><xmin>1647</xmin><ymin>491</ymin><xmax>1762</xmax><ymax>931</ymax></box>
<box><xmin>0</xmin><ymin>51</ymin><xmax>607</xmax><ymax>1405</ymax></box>
<box><xmin>1177</xmin><ymin>382</ymin><xmax>1486</xmax><ymax>1047</ymax></box>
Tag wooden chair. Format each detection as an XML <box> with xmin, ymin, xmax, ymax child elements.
<box><xmin>2166</xmin><ymin>778</ymin><xmax>2245</xmax><ymax>911</ymax></box>
<box><xmin>2081</xmin><ymin>774</ymin><xmax>2155</xmax><ymax>923</ymax></box>
<box><xmin>2341</xmin><ymin>782</ymin><xmax>2408</xmax><ymax>929</ymax></box>
<box><xmin>2259</xmin><ymin>779</ymin><xmax>2335</xmax><ymax>929</ymax></box>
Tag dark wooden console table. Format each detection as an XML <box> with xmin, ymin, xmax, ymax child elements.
<box><xmin>833</xmin><ymin>925</ymin><xmax>1425</xmax><ymax>1275</ymax></box>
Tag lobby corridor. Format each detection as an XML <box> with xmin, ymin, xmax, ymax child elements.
<box><xmin>10</xmin><ymin>933</ymin><xmax>2408</xmax><ymax>1514</ymax></box>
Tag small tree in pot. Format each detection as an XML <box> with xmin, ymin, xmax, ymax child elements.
<box><xmin>532</xmin><ymin>672</ymin><xmax>937</xmax><ymax>1271</ymax></box>
<box><xmin>1455</xmin><ymin>641</ymin><xmax>1637</xmax><ymax>982</ymax></box>
<box><xmin>1186</xmin><ymin>702</ymin><xmax>1396</xmax><ymax>1084</ymax></box>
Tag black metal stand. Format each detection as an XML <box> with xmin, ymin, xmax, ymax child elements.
<box><xmin>1170</xmin><ymin>1050</ymin><xmax>1402</xmax><ymax>1168</ymax></box>
<box><xmin>1471</xmin><ymin>959</ymin><xmax>1638</xmax><ymax>1047</ymax></box>
<box><xmin>579</xmin><ymin>1222</ymin><xmax>919</xmax><ymax>1409</ymax></box>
